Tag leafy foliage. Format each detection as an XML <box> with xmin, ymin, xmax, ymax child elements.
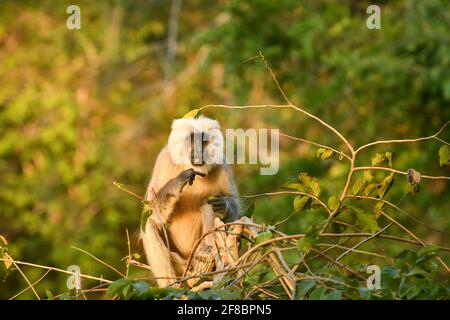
<box><xmin>0</xmin><ymin>0</ymin><xmax>449</xmax><ymax>300</ymax></box>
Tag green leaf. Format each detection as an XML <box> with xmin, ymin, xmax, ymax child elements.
<box><xmin>309</xmin><ymin>180</ymin><xmax>321</xmax><ymax>198</ymax></box>
<box><xmin>245</xmin><ymin>264</ymin><xmax>270</xmax><ymax>287</ymax></box>
<box><xmin>309</xmin><ymin>287</ymin><xmax>327</xmax><ymax>300</ymax></box>
<box><xmin>140</xmin><ymin>201</ymin><xmax>153</xmax><ymax>232</ymax></box>
<box><xmin>308</xmin><ymin>199</ymin><xmax>321</xmax><ymax>209</ymax></box>
<box><xmin>352</xmin><ymin>207</ymin><xmax>380</xmax><ymax>233</ymax></box>
<box><xmin>338</xmin><ymin>226</ymin><xmax>353</xmax><ymax>245</ymax></box>
<box><xmin>132</xmin><ymin>281</ymin><xmax>149</xmax><ymax>298</ymax></box>
<box><xmin>298</xmin><ymin>173</ymin><xmax>321</xmax><ymax>197</ymax></box>
<box><xmin>327</xmin><ymin>196</ymin><xmax>340</xmax><ymax>211</ymax></box>
<box><xmin>283</xmin><ymin>182</ymin><xmax>305</xmax><ymax>191</ymax></box>
<box><xmin>378</xmin><ymin>173</ymin><xmax>395</xmax><ymax>199</ymax></box>
<box><xmin>122</xmin><ymin>284</ymin><xmax>132</xmax><ymax>298</ymax></box>
<box><xmin>371</xmin><ymin>153</ymin><xmax>386</xmax><ymax>166</ymax></box>
<box><xmin>0</xmin><ymin>235</ymin><xmax>7</xmax><ymax>246</ymax></box>
<box><xmin>317</xmin><ymin>148</ymin><xmax>334</xmax><ymax>160</ymax></box>
<box><xmin>418</xmin><ymin>245</ymin><xmax>440</xmax><ymax>257</ymax></box>
<box><xmin>325</xmin><ymin>290</ymin><xmax>342</xmax><ymax>300</ymax></box>
<box><xmin>107</xmin><ymin>278</ymin><xmax>135</xmax><ymax>298</ymax></box>
<box><xmin>373</xmin><ymin>201</ymin><xmax>384</xmax><ymax>219</ymax></box>
<box><xmin>255</xmin><ymin>230</ymin><xmax>273</xmax><ymax>245</ymax></box>
<box><xmin>439</xmin><ymin>145</ymin><xmax>449</xmax><ymax>167</ymax></box>
<box><xmin>364</xmin><ymin>183</ymin><xmax>377</xmax><ymax>196</ymax></box>
<box><xmin>143</xmin><ymin>287</ymin><xmax>171</xmax><ymax>300</ymax></box>
<box><xmin>352</xmin><ymin>176</ymin><xmax>367</xmax><ymax>195</ymax></box>
<box><xmin>182</xmin><ymin>108</ymin><xmax>201</xmax><ymax>119</ymax></box>
<box><xmin>45</xmin><ymin>289</ymin><xmax>54</xmax><ymax>300</ymax></box>
<box><xmin>294</xmin><ymin>196</ymin><xmax>309</xmax><ymax>213</ymax></box>
<box><xmin>363</xmin><ymin>170</ymin><xmax>374</xmax><ymax>182</ymax></box>
<box><xmin>385</xmin><ymin>152</ymin><xmax>393</xmax><ymax>167</ymax></box>
<box><xmin>297</xmin><ymin>216</ymin><xmax>326</xmax><ymax>254</ymax></box>
<box><xmin>358</xmin><ymin>287</ymin><xmax>371</xmax><ymax>299</ymax></box>
<box><xmin>240</xmin><ymin>198</ymin><xmax>255</xmax><ymax>217</ymax></box>
<box><xmin>298</xmin><ymin>173</ymin><xmax>322</xmax><ymax>197</ymax></box>
<box><xmin>297</xmin><ymin>236</ymin><xmax>314</xmax><ymax>254</ymax></box>
<box><xmin>405</xmin><ymin>182</ymin><xmax>421</xmax><ymax>194</ymax></box>
<box><xmin>295</xmin><ymin>280</ymin><xmax>316</xmax><ymax>299</ymax></box>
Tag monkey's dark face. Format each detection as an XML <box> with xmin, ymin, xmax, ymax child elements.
<box><xmin>190</xmin><ymin>131</ymin><xmax>210</xmax><ymax>166</ymax></box>
<box><xmin>168</xmin><ymin>117</ymin><xmax>225</xmax><ymax>172</ymax></box>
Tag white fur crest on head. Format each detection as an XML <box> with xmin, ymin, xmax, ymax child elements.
<box><xmin>171</xmin><ymin>115</ymin><xmax>221</xmax><ymax>133</ymax></box>
<box><xmin>168</xmin><ymin>115</ymin><xmax>224</xmax><ymax>166</ymax></box>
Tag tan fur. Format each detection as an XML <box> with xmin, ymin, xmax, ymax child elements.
<box><xmin>141</xmin><ymin>117</ymin><xmax>240</xmax><ymax>287</ymax></box>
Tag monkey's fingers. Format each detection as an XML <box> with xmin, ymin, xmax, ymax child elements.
<box><xmin>192</xmin><ymin>170</ymin><xmax>206</xmax><ymax>177</ymax></box>
<box><xmin>207</xmin><ymin>198</ymin><xmax>224</xmax><ymax>206</ymax></box>
<box><xmin>211</xmin><ymin>202</ymin><xmax>225</xmax><ymax>208</ymax></box>
<box><xmin>211</xmin><ymin>203</ymin><xmax>227</xmax><ymax>214</ymax></box>
<box><xmin>212</xmin><ymin>206</ymin><xmax>227</xmax><ymax>219</ymax></box>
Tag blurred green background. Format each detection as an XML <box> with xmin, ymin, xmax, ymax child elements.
<box><xmin>0</xmin><ymin>0</ymin><xmax>449</xmax><ymax>299</ymax></box>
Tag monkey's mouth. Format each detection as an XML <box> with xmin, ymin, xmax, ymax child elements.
<box><xmin>191</xmin><ymin>155</ymin><xmax>207</xmax><ymax>166</ymax></box>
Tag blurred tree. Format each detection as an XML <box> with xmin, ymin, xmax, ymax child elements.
<box><xmin>0</xmin><ymin>0</ymin><xmax>448</xmax><ymax>298</ymax></box>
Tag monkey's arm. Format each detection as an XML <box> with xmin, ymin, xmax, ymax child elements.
<box><xmin>149</xmin><ymin>168</ymin><xmax>206</xmax><ymax>224</ymax></box>
<box><xmin>207</xmin><ymin>196</ymin><xmax>240</xmax><ymax>221</ymax></box>
<box><xmin>141</xmin><ymin>219</ymin><xmax>181</xmax><ymax>287</ymax></box>
<box><xmin>206</xmin><ymin>166</ymin><xmax>241</xmax><ymax>222</ymax></box>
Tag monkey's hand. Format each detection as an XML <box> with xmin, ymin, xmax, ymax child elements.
<box><xmin>207</xmin><ymin>196</ymin><xmax>233</xmax><ymax>220</ymax></box>
<box><xmin>179</xmin><ymin>168</ymin><xmax>206</xmax><ymax>192</ymax></box>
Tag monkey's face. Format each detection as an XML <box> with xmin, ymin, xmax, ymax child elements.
<box><xmin>190</xmin><ymin>131</ymin><xmax>210</xmax><ymax>166</ymax></box>
<box><xmin>168</xmin><ymin>116</ymin><xmax>225</xmax><ymax>173</ymax></box>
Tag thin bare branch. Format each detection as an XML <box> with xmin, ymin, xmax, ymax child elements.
<box><xmin>243</xmin><ymin>191</ymin><xmax>330</xmax><ymax>214</ymax></box>
<box><xmin>11</xmin><ymin>261</ymin><xmax>41</xmax><ymax>300</ymax></box>
<box><xmin>355</xmin><ymin>121</ymin><xmax>450</xmax><ymax>153</ymax></box>
<box><xmin>0</xmin><ymin>258</ymin><xmax>113</xmax><ymax>284</ymax></box>
<box><xmin>336</xmin><ymin>223</ymin><xmax>392</xmax><ymax>261</ymax></box>
<box><xmin>72</xmin><ymin>246</ymin><xmax>125</xmax><ymax>278</ymax></box>
<box><xmin>353</xmin><ymin>166</ymin><xmax>450</xmax><ymax>180</ymax></box>
<box><xmin>379</xmin><ymin>210</ymin><xmax>450</xmax><ymax>273</ymax></box>
<box><xmin>278</xmin><ymin>132</ymin><xmax>351</xmax><ymax>161</ymax></box>
<box><xmin>347</xmin><ymin>195</ymin><xmax>450</xmax><ymax>236</ymax></box>
<box><xmin>10</xmin><ymin>270</ymin><xmax>51</xmax><ymax>300</ymax></box>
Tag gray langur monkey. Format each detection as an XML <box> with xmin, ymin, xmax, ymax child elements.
<box><xmin>141</xmin><ymin>116</ymin><xmax>240</xmax><ymax>287</ymax></box>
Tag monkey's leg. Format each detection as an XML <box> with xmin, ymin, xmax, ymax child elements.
<box><xmin>141</xmin><ymin>219</ymin><xmax>178</xmax><ymax>287</ymax></box>
<box><xmin>201</xmin><ymin>204</ymin><xmax>216</xmax><ymax>248</ymax></box>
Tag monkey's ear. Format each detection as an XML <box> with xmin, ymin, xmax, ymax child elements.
<box><xmin>182</xmin><ymin>108</ymin><xmax>201</xmax><ymax>119</ymax></box>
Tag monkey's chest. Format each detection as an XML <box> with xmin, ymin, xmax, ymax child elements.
<box><xmin>168</xmin><ymin>180</ymin><xmax>221</xmax><ymax>258</ymax></box>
